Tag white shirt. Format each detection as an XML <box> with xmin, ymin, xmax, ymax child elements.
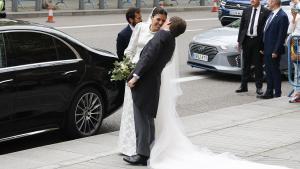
<box><xmin>289</xmin><ymin>14</ymin><xmax>300</xmax><ymax>34</ymax></box>
<box><xmin>124</xmin><ymin>22</ymin><xmax>156</xmax><ymax>63</ymax></box>
<box><xmin>264</xmin><ymin>7</ymin><xmax>281</xmax><ymax>31</ymax></box>
<box><xmin>288</xmin><ymin>2</ymin><xmax>300</xmax><ymax>34</ymax></box>
<box><xmin>129</xmin><ymin>24</ymin><xmax>134</xmax><ymax>31</ymax></box>
<box><xmin>247</xmin><ymin>5</ymin><xmax>261</xmax><ymax>36</ymax></box>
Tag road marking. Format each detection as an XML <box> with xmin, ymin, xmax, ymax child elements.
<box><xmin>56</xmin><ymin>18</ymin><xmax>217</xmax><ymax>29</ymax></box>
<box><xmin>186</xmin><ymin>18</ymin><xmax>218</xmax><ymax>22</ymax></box>
<box><xmin>186</xmin><ymin>28</ymin><xmax>203</xmax><ymax>32</ymax></box>
<box><xmin>175</xmin><ymin>76</ymin><xmax>207</xmax><ymax>83</ymax></box>
<box><xmin>56</xmin><ymin>23</ymin><xmax>127</xmax><ymax>29</ymax></box>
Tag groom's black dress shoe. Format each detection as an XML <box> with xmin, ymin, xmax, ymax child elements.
<box><xmin>123</xmin><ymin>154</ymin><xmax>148</xmax><ymax>166</ymax></box>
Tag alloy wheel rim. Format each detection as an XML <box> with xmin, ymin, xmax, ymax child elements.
<box><xmin>75</xmin><ymin>92</ymin><xmax>102</xmax><ymax>135</ymax></box>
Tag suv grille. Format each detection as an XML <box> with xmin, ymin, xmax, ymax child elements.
<box><xmin>224</xmin><ymin>2</ymin><xmax>250</xmax><ymax>10</ymax></box>
<box><xmin>190</xmin><ymin>43</ymin><xmax>218</xmax><ymax>62</ymax></box>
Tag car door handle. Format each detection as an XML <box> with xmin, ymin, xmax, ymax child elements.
<box><xmin>62</xmin><ymin>70</ymin><xmax>78</xmax><ymax>76</ymax></box>
<box><xmin>0</xmin><ymin>79</ymin><xmax>13</xmax><ymax>84</ymax></box>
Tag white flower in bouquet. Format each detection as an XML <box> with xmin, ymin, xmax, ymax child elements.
<box><xmin>110</xmin><ymin>55</ymin><xmax>136</xmax><ymax>81</ymax></box>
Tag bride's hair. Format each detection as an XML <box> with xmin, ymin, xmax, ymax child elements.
<box><xmin>151</xmin><ymin>7</ymin><xmax>168</xmax><ymax>18</ymax></box>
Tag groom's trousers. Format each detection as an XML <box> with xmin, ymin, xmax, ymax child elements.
<box><xmin>133</xmin><ymin>102</ymin><xmax>155</xmax><ymax>157</ymax></box>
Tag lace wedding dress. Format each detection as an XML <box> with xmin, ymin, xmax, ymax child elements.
<box><xmin>118</xmin><ymin>21</ymin><xmax>156</xmax><ymax>156</ymax></box>
<box><xmin>148</xmin><ymin>47</ymin><xmax>291</xmax><ymax>169</ymax></box>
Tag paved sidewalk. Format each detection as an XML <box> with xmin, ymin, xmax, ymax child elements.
<box><xmin>0</xmin><ymin>97</ymin><xmax>299</xmax><ymax>169</ymax></box>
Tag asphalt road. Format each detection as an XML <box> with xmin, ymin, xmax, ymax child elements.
<box><xmin>0</xmin><ymin>10</ymin><xmax>292</xmax><ymax>154</ymax></box>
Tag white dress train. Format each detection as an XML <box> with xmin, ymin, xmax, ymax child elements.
<box><xmin>148</xmin><ymin>46</ymin><xmax>291</xmax><ymax>169</ymax></box>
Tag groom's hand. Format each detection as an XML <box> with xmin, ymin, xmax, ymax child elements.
<box><xmin>128</xmin><ymin>77</ymin><xmax>138</xmax><ymax>88</ymax></box>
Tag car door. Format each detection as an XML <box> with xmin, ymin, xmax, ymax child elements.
<box><xmin>42</xmin><ymin>36</ymin><xmax>85</xmax><ymax>113</ymax></box>
<box><xmin>4</xmin><ymin>31</ymin><xmax>72</xmax><ymax>131</ymax></box>
<box><xmin>0</xmin><ymin>33</ymin><xmax>16</xmax><ymax>137</ymax></box>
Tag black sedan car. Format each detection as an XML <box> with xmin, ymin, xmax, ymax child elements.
<box><xmin>0</xmin><ymin>19</ymin><xmax>124</xmax><ymax>141</ymax></box>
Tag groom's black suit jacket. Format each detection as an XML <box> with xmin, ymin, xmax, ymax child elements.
<box><xmin>130</xmin><ymin>30</ymin><xmax>175</xmax><ymax>118</ymax></box>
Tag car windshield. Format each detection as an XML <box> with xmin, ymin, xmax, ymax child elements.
<box><xmin>226</xmin><ymin>19</ymin><xmax>241</xmax><ymax>28</ymax></box>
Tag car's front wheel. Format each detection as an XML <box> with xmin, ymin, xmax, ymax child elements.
<box><xmin>65</xmin><ymin>87</ymin><xmax>104</xmax><ymax>138</ymax></box>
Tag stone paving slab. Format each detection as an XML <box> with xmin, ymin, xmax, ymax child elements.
<box><xmin>248</xmin><ymin>156</ymin><xmax>300</xmax><ymax>169</ymax></box>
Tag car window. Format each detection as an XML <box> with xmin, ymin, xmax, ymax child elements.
<box><xmin>54</xmin><ymin>38</ymin><xmax>77</xmax><ymax>60</ymax></box>
<box><xmin>5</xmin><ymin>32</ymin><xmax>57</xmax><ymax>67</ymax></box>
<box><xmin>0</xmin><ymin>34</ymin><xmax>6</xmax><ymax>68</ymax></box>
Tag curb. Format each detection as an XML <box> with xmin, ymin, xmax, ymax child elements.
<box><xmin>7</xmin><ymin>6</ymin><xmax>212</xmax><ymax>18</ymax></box>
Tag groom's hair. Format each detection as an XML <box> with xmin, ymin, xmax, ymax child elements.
<box><xmin>169</xmin><ymin>16</ymin><xmax>187</xmax><ymax>37</ymax></box>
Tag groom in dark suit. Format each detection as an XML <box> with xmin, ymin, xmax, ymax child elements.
<box><xmin>236</xmin><ymin>0</ymin><xmax>270</xmax><ymax>95</ymax></box>
<box><xmin>116</xmin><ymin>7</ymin><xmax>142</xmax><ymax>61</ymax></box>
<box><xmin>258</xmin><ymin>0</ymin><xmax>288</xmax><ymax>99</ymax></box>
<box><xmin>123</xmin><ymin>16</ymin><xmax>187</xmax><ymax>166</ymax></box>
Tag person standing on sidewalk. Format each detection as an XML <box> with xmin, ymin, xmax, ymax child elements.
<box><xmin>258</xmin><ymin>0</ymin><xmax>289</xmax><ymax>99</ymax></box>
<box><xmin>116</xmin><ymin>7</ymin><xmax>142</xmax><ymax>61</ymax></box>
<box><xmin>118</xmin><ymin>7</ymin><xmax>167</xmax><ymax>157</ymax></box>
<box><xmin>236</xmin><ymin>0</ymin><xmax>270</xmax><ymax>95</ymax></box>
<box><xmin>288</xmin><ymin>0</ymin><xmax>300</xmax><ymax>102</ymax></box>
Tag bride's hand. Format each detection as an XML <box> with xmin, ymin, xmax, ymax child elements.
<box><xmin>128</xmin><ymin>77</ymin><xmax>138</xmax><ymax>88</ymax></box>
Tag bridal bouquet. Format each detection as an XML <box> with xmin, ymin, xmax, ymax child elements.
<box><xmin>110</xmin><ymin>56</ymin><xmax>135</xmax><ymax>81</ymax></box>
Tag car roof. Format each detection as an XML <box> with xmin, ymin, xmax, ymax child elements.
<box><xmin>0</xmin><ymin>18</ymin><xmax>50</xmax><ymax>28</ymax></box>
<box><xmin>0</xmin><ymin>18</ymin><xmax>116</xmax><ymax>58</ymax></box>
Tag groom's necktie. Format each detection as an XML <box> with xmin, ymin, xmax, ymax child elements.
<box><xmin>249</xmin><ymin>8</ymin><xmax>257</xmax><ymax>35</ymax></box>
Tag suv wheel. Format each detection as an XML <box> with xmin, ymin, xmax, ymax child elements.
<box><xmin>65</xmin><ymin>87</ymin><xmax>104</xmax><ymax>138</ymax></box>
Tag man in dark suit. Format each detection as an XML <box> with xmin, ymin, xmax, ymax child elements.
<box><xmin>236</xmin><ymin>0</ymin><xmax>270</xmax><ymax>95</ymax></box>
<box><xmin>258</xmin><ymin>0</ymin><xmax>289</xmax><ymax>99</ymax></box>
<box><xmin>123</xmin><ymin>16</ymin><xmax>187</xmax><ymax>166</ymax></box>
<box><xmin>116</xmin><ymin>7</ymin><xmax>142</xmax><ymax>60</ymax></box>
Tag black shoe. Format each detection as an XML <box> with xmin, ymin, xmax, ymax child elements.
<box><xmin>123</xmin><ymin>154</ymin><xmax>148</xmax><ymax>166</ymax></box>
<box><xmin>256</xmin><ymin>88</ymin><xmax>263</xmax><ymax>95</ymax></box>
<box><xmin>235</xmin><ymin>87</ymin><xmax>248</xmax><ymax>93</ymax></box>
<box><xmin>257</xmin><ymin>93</ymin><xmax>273</xmax><ymax>99</ymax></box>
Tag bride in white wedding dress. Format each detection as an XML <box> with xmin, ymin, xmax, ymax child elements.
<box><xmin>148</xmin><ymin>44</ymin><xmax>291</xmax><ymax>169</ymax></box>
<box><xmin>118</xmin><ymin>7</ymin><xmax>168</xmax><ymax>156</ymax></box>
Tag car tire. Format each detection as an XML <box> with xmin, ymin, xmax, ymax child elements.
<box><xmin>65</xmin><ymin>87</ymin><xmax>104</xmax><ymax>138</ymax></box>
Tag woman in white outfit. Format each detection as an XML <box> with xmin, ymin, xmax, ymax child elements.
<box><xmin>118</xmin><ymin>7</ymin><xmax>167</xmax><ymax>156</ymax></box>
<box><xmin>288</xmin><ymin>0</ymin><xmax>300</xmax><ymax>103</ymax></box>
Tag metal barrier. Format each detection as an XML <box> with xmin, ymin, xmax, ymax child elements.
<box><xmin>287</xmin><ymin>35</ymin><xmax>300</xmax><ymax>96</ymax></box>
<box><xmin>9</xmin><ymin>0</ymin><xmax>208</xmax><ymax>12</ymax></box>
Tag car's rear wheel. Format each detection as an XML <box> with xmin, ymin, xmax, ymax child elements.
<box><xmin>65</xmin><ymin>87</ymin><xmax>104</xmax><ymax>138</ymax></box>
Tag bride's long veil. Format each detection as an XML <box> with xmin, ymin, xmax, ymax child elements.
<box><xmin>148</xmin><ymin>44</ymin><xmax>291</xmax><ymax>169</ymax></box>
<box><xmin>149</xmin><ymin>41</ymin><xmax>196</xmax><ymax>167</ymax></box>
